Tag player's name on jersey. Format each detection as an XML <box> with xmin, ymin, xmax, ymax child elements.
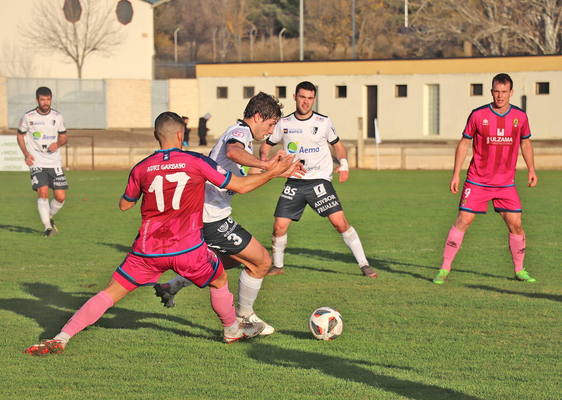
<box><xmin>147</xmin><ymin>163</ymin><xmax>186</xmax><ymax>172</ymax></box>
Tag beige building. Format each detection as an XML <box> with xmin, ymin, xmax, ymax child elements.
<box><xmin>0</xmin><ymin>0</ymin><xmax>154</xmax><ymax>80</ymax></box>
<box><xmin>196</xmin><ymin>56</ymin><xmax>562</xmax><ymax>141</ymax></box>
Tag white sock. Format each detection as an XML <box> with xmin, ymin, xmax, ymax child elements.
<box><xmin>341</xmin><ymin>226</ymin><xmax>369</xmax><ymax>267</ymax></box>
<box><xmin>53</xmin><ymin>331</ymin><xmax>71</xmax><ymax>344</ymax></box>
<box><xmin>272</xmin><ymin>234</ymin><xmax>287</xmax><ymax>268</ymax></box>
<box><xmin>49</xmin><ymin>199</ymin><xmax>64</xmax><ymax>217</ymax></box>
<box><xmin>237</xmin><ymin>269</ymin><xmax>263</xmax><ymax>317</ymax></box>
<box><xmin>223</xmin><ymin>319</ymin><xmax>240</xmax><ymax>335</ymax></box>
<box><xmin>37</xmin><ymin>198</ymin><xmax>52</xmax><ymax>229</ymax></box>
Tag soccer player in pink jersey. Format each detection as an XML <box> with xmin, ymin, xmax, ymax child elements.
<box><xmin>433</xmin><ymin>73</ymin><xmax>538</xmax><ymax>285</ymax></box>
<box><xmin>24</xmin><ymin>112</ymin><xmax>298</xmax><ymax>355</ymax></box>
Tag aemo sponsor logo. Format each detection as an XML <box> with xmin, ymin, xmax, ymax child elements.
<box><xmin>299</xmin><ymin>146</ymin><xmax>320</xmax><ymax>153</ymax></box>
<box><xmin>287</xmin><ymin>142</ymin><xmax>320</xmax><ymax>154</ymax></box>
<box><xmin>32</xmin><ymin>131</ymin><xmax>42</xmax><ymax>139</ymax></box>
<box><xmin>287</xmin><ymin>142</ymin><xmax>299</xmax><ymax>153</ymax></box>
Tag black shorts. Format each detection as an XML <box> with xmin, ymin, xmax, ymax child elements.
<box><xmin>203</xmin><ymin>216</ymin><xmax>252</xmax><ymax>255</ymax></box>
<box><xmin>274</xmin><ymin>178</ymin><xmax>343</xmax><ymax>221</ymax></box>
<box><xmin>30</xmin><ymin>167</ymin><xmax>69</xmax><ymax>191</ymax></box>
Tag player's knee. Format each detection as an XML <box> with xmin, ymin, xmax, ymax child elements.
<box><xmin>210</xmin><ymin>270</ymin><xmax>228</xmax><ymax>288</ymax></box>
<box><xmin>37</xmin><ymin>187</ymin><xmax>49</xmax><ymax>198</ymax></box>
<box><xmin>273</xmin><ymin>225</ymin><xmax>288</xmax><ymax>237</ymax></box>
<box><xmin>54</xmin><ymin>193</ymin><xmax>66</xmax><ymax>203</ymax></box>
<box><xmin>509</xmin><ymin>224</ymin><xmax>524</xmax><ymax>235</ymax></box>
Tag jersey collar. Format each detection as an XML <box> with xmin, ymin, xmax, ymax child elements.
<box><xmin>237</xmin><ymin>119</ymin><xmax>255</xmax><ymax>139</ymax></box>
<box><xmin>488</xmin><ymin>103</ymin><xmax>512</xmax><ymax>117</ymax></box>
<box><xmin>293</xmin><ymin>111</ymin><xmax>314</xmax><ymax>121</ymax></box>
<box><xmin>36</xmin><ymin>107</ymin><xmax>52</xmax><ymax>116</ymax></box>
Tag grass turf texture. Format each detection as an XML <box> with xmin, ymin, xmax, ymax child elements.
<box><xmin>0</xmin><ymin>170</ymin><xmax>560</xmax><ymax>400</ymax></box>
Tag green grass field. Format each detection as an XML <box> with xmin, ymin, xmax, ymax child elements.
<box><xmin>1</xmin><ymin>169</ymin><xmax>561</xmax><ymax>400</ymax></box>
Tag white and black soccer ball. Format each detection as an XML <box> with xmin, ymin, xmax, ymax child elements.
<box><xmin>309</xmin><ymin>307</ymin><xmax>343</xmax><ymax>341</ymax></box>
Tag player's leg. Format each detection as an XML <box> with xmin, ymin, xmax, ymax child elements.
<box><xmin>36</xmin><ymin>185</ymin><xmax>54</xmax><ymax>235</ymax></box>
<box><xmin>268</xmin><ymin>180</ymin><xmax>306</xmax><ymax>276</ymax></box>
<box><xmin>24</xmin><ymin>279</ymin><xmax>130</xmax><ymax>356</ymax></box>
<box><xmin>496</xmin><ymin>189</ymin><xmax>535</xmax><ymax>282</ymax></box>
<box><xmin>434</xmin><ymin>182</ymin><xmax>488</xmax><ymax>284</ymax></box>
<box><xmin>269</xmin><ymin>217</ymin><xmax>292</xmax><ymax>275</ymax></box>
<box><xmin>196</xmin><ymin>252</ymin><xmax>264</xmax><ymax>343</ymax></box>
<box><xmin>228</xmin><ymin>237</ymin><xmax>275</xmax><ymax>334</ymax></box>
<box><xmin>433</xmin><ymin>210</ymin><xmax>476</xmax><ymax>284</ymax></box>
<box><xmin>49</xmin><ymin>188</ymin><xmax>66</xmax><ymax>232</ymax></box>
<box><xmin>326</xmin><ymin>210</ymin><xmax>377</xmax><ymax>278</ymax></box>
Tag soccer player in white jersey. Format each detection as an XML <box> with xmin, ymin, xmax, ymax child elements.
<box><xmin>17</xmin><ymin>87</ymin><xmax>68</xmax><ymax>237</ymax></box>
<box><xmin>259</xmin><ymin>81</ymin><xmax>377</xmax><ymax>278</ymax></box>
<box><xmin>154</xmin><ymin>92</ymin><xmax>303</xmax><ymax>335</ymax></box>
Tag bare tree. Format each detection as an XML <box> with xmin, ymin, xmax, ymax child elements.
<box><xmin>517</xmin><ymin>0</ymin><xmax>562</xmax><ymax>54</ymax></box>
<box><xmin>411</xmin><ymin>0</ymin><xmax>562</xmax><ymax>56</ymax></box>
<box><xmin>23</xmin><ymin>0</ymin><xmax>125</xmax><ymax>78</ymax></box>
<box><xmin>0</xmin><ymin>40</ymin><xmax>37</xmax><ymax>77</ymax></box>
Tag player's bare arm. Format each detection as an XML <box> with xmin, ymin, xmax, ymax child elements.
<box><xmin>119</xmin><ymin>197</ymin><xmax>136</xmax><ymax>211</ymax></box>
<box><xmin>16</xmin><ymin>134</ymin><xmax>34</xmax><ymax>166</ymax></box>
<box><xmin>259</xmin><ymin>141</ymin><xmax>273</xmax><ymax>161</ymax></box>
<box><xmin>47</xmin><ymin>133</ymin><xmax>68</xmax><ymax>153</ymax></box>
<box><xmin>450</xmin><ymin>138</ymin><xmax>471</xmax><ymax>193</ymax></box>
<box><xmin>226</xmin><ymin>142</ymin><xmax>269</xmax><ymax>170</ymax></box>
<box><xmin>520</xmin><ymin>139</ymin><xmax>538</xmax><ymax>187</ymax></box>
<box><xmin>226</xmin><ymin>154</ymin><xmax>296</xmax><ymax>194</ymax></box>
<box><xmin>332</xmin><ymin>141</ymin><xmax>349</xmax><ymax>183</ymax></box>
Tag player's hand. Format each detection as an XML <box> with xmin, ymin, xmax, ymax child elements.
<box><xmin>263</xmin><ymin>150</ymin><xmax>287</xmax><ymax>171</ymax></box>
<box><xmin>528</xmin><ymin>171</ymin><xmax>538</xmax><ymax>187</ymax></box>
<box><xmin>336</xmin><ymin>168</ymin><xmax>349</xmax><ymax>183</ymax></box>
<box><xmin>450</xmin><ymin>175</ymin><xmax>460</xmax><ymax>193</ymax></box>
<box><xmin>269</xmin><ymin>154</ymin><xmax>295</xmax><ymax>177</ymax></box>
<box><xmin>24</xmin><ymin>154</ymin><xmax>34</xmax><ymax>166</ymax></box>
<box><xmin>47</xmin><ymin>143</ymin><xmax>58</xmax><ymax>152</ymax></box>
<box><xmin>284</xmin><ymin>161</ymin><xmax>306</xmax><ymax>178</ymax></box>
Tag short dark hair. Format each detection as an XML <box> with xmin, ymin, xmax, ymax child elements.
<box><xmin>243</xmin><ymin>92</ymin><xmax>283</xmax><ymax>120</ymax></box>
<box><xmin>492</xmin><ymin>73</ymin><xmax>513</xmax><ymax>90</ymax></box>
<box><xmin>154</xmin><ymin>111</ymin><xmax>184</xmax><ymax>142</ymax></box>
<box><xmin>295</xmin><ymin>81</ymin><xmax>317</xmax><ymax>95</ymax></box>
<box><xmin>36</xmin><ymin>86</ymin><xmax>52</xmax><ymax>98</ymax></box>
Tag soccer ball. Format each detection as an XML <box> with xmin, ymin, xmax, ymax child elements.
<box><xmin>309</xmin><ymin>307</ymin><xmax>343</xmax><ymax>341</ymax></box>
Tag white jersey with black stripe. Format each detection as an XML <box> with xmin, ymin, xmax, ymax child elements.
<box><xmin>203</xmin><ymin>120</ymin><xmax>254</xmax><ymax>223</ymax></box>
<box><xmin>17</xmin><ymin>108</ymin><xmax>66</xmax><ymax>168</ymax></box>
<box><xmin>267</xmin><ymin>112</ymin><xmax>339</xmax><ymax>181</ymax></box>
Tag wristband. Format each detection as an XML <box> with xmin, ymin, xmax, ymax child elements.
<box><xmin>339</xmin><ymin>158</ymin><xmax>349</xmax><ymax>171</ymax></box>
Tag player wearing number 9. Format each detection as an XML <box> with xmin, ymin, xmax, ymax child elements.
<box><xmin>24</xmin><ymin>112</ymin><xmax>299</xmax><ymax>355</ymax></box>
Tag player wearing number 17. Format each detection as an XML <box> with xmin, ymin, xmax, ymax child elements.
<box><xmin>24</xmin><ymin>112</ymin><xmax>299</xmax><ymax>355</ymax></box>
<box><xmin>433</xmin><ymin>73</ymin><xmax>538</xmax><ymax>285</ymax></box>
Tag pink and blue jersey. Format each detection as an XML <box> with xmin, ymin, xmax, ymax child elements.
<box><xmin>463</xmin><ymin>104</ymin><xmax>531</xmax><ymax>187</ymax></box>
<box><xmin>122</xmin><ymin>148</ymin><xmax>231</xmax><ymax>257</ymax></box>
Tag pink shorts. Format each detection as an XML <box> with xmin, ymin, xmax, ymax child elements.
<box><xmin>459</xmin><ymin>181</ymin><xmax>522</xmax><ymax>214</ymax></box>
<box><xmin>112</xmin><ymin>244</ymin><xmax>223</xmax><ymax>291</ymax></box>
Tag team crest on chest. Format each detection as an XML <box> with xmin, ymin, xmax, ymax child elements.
<box><xmin>312</xmin><ymin>126</ymin><xmax>318</xmax><ymax>135</ymax></box>
<box><xmin>513</xmin><ymin>118</ymin><xmax>519</xmax><ymax>127</ymax></box>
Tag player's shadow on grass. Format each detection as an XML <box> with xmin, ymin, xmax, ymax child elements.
<box><xmin>98</xmin><ymin>242</ymin><xmax>131</xmax><ymax>253</ymax></box>
<box><xmin>247</xmin><ymin>343</ymin><xmax>482</xmax><ymax>400</ymax></box>
<box><xmin>285</xmin><ymin>247</ymin><xmax>507</xmax><ymax>282</ymax></box>
<box><xmin>1</xmin><ymin>282</ymin><xmax>220</xmax><ymax>343</ymax></box>
<box><xmin>0</xmin><ymin>224</ymin><xmax>41</xmax><ymax>234</ymax></box>
<box><xmin>466</xmin><ymin>284</ymin><xmax>562</xmax><ymax>303</ymax></box>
